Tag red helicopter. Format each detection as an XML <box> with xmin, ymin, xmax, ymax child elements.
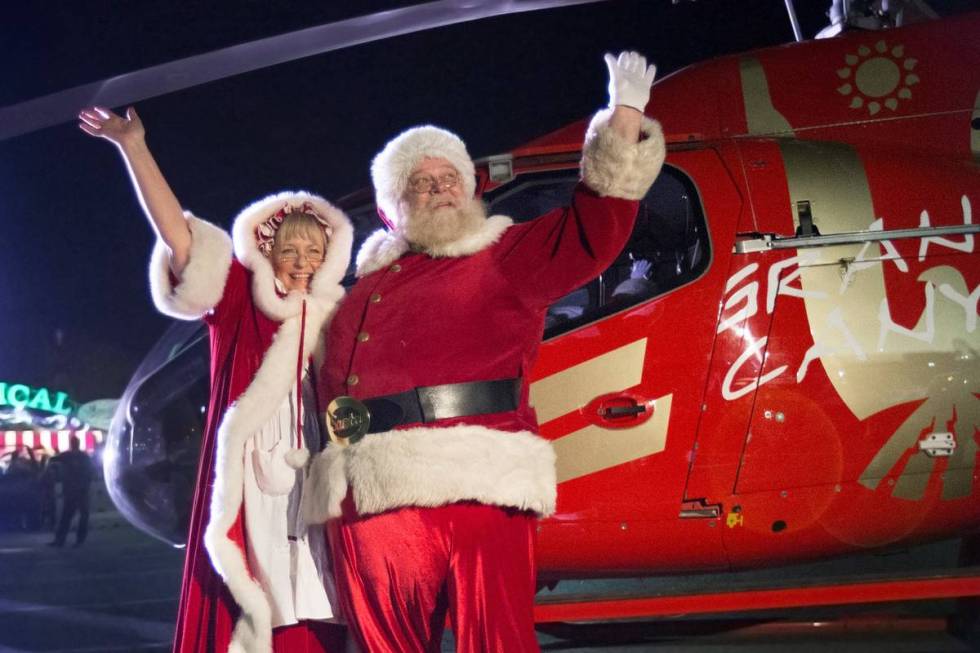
<box><xmin>520</xmin><ymin>5</ymin><xmax>980</xmax><ymax>621</ymax></box>
<box><xmin>75</xmin><ymin>0</ymin><xmax>978</xmax><ymax>633</ymax></box>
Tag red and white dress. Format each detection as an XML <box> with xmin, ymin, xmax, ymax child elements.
<box><xmin>149</xmin><ymin>191</ymin><xmax>353</xmax><ymax>653</ymax></box>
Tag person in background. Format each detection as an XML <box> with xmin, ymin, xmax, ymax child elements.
<box><xmin>612</xmin><ymin>256</ymin><xmax>655</xmax><ymax>299</ymax></box>
<box><xmin>38</xmin><ymin>452</ymin><xmax>57</xmax><ymax>532</ymax></box>
<box><xmin>48</xmin><ymin>437</ymin><xmax>92</xmax><ymax>547</ymax></box>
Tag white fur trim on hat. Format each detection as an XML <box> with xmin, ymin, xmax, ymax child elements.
<box><xmin>371</xmin><ymin>125</ymin><xmax>477</xmax><ymax>230</ymax></box>
<box><xmin>149</xmin><ymin>213</ymin><xmax>233</xmax><ymax>320</ymax></box>
<box><xmin>231</xmin><ymin>190</ymin><xmax>353</xmax><ymax>323</ymax></box>
<box><xmin>303</xmin><ymin>425</ymin><xmax>557</xmax><ymax>522</ymax></box>
<box><xmin>580</xmin><ymin>108</ymin><xmax>666</xmax><ymax>200</ymax></box>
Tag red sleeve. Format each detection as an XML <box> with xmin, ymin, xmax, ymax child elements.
<box><xmin>494</xmin><ymin>183</ymin><xmax>639</xmax><ymax>306</ymax></box>
<box><xmin>203</xmin><ymin>259</ymin><xmax>248</xmax><ymax>327</ymax></box>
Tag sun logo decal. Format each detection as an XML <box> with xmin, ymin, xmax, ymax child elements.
<box><xmin>836</xmin><ymin>40</ymin><xmax>919</xmax><ymax>115</ymax></box>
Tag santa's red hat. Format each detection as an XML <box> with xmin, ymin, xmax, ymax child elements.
<box><xmin>370</xmin><ymin>125</ymin><xmax>476</xmax><ymax>230</ymax></box>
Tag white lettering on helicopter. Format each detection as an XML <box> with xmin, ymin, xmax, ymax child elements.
<box><xmin>766</xmin><ymin>254</ymin><xmax>827</xmax><ymax>313</ymax></box>
<box><xmin>827</xmin><ymin>308</ymin><xmax>867</xmax><ymax>360</ymax></box>
<box><xmin>716</xmin><ymin>263</ymin><xmax>759</xmax><ymax>335</ymax></box>
<box><xmin>722</xmin><ymin>336</ymin><xmax>787</xmax><ymax>401</ymax></box>
<box><xmin>796</xmin><ymin>341</ymin><xmax>831</xmax><ymax>383</ymax></box>
<box><xmin>839</xmin><ymin>218</ymin><xmax>908</xmax><ymax>291</ymax></box>
<box><xmin>918</xmin><ymin>195</ymin><xmax>973</xmax><ymax>261</ymax></box>
<box><xmin>878</xmin><ymin>281</ymin><xmax>936</xmax><ymax>350</ymax></box>
<box><xmin>719</xmin><ymin>254</ymin><xmax>818</xmax><ymax>401</ymax></box>
<box><xmin>720</xmin><ymin>195</ymin><xmax>976</xmax><ymax>402</ymax></box>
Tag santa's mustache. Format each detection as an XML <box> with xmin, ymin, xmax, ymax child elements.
<box><xmin>402</xmin><ymin>198</ymin><xmax>487</xmax><ymax>249</ymax></box>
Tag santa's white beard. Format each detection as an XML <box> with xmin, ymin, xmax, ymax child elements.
<box><xmin>401</xmin><ymin>198</ymin><xmax>487</xmax><ymax>251</ymax></box>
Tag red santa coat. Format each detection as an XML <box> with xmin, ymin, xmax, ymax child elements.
<box><xmin>306</xmin><ymin>110</ymin><xmax>665</xmax><ymax>521</ymax></box>
<box><xmin>148</xmin><ymin>192</ymin><xmax>352</xmax><ymax>653</ymax></box>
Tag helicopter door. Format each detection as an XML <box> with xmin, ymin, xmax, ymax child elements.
<box><xmin>731</xmin><ymin>141</ymin><xmax>979</xmax><ymax>519</ymax></box>
<box><xmin>519</xmin><ymin>147</ymin><xmax>742</xmax><ymax>573</ymax></box>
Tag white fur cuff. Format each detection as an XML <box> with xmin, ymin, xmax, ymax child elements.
<box><xmin>580</xmin><ymin>108</ymin><xmax>666</xmax><ymax>201</ymax></box>
<box><xmin>149</xmin><ymin>214</ymin><xmax>233</xmax><ymax>320</ymax></box>
<box><xmin>304</xmin><ymin>426</ymin><xmax>557</xmax><ymax>522</ymax></box>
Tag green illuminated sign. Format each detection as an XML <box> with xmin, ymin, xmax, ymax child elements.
<box><xmin>0</xmin><ymin>382</ymin><xmax>72</xmax><ymax>415</ymax></box>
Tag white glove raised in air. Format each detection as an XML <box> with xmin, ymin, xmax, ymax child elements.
<box><xmin>604</xmin><ymin>51</ymin><xmax>657</xmax><ymax>112</ymax></box>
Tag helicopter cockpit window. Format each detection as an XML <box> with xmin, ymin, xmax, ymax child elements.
<box><xmin>105</xmin><ymin>320</ymin><xmax>209</xmax><ymax>546</ymax></box>
<box><xmin>483</xmin><ymin>165</ymin><xmax>710</xmax><ymax>338</ymax></box>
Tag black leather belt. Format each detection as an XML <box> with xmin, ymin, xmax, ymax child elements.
<box><xmin>366</xmin><ymin>378</ymin><xmax>520</xmax><ymax>432</ymax></box>
<box><xmin>325</xmin><ymin>378</ymin><xmax>519</xmax><ymax>445</ymax></box>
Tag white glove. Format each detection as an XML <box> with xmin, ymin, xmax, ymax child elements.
<box><xmin>604</xmin><ymin>51</ymin><xmax>657</xmax><ymax>112</ymax></box>
<box><xmin>630</xmin><ymin>259</ymin><xmax>652</xmax><ymax>280</ymax></box>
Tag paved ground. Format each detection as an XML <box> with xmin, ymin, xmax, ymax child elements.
<box><xmin>0</xmin><ymin>507</ymin><xmax>974</xmax><ymax>652</ymax></box>
<box><xmin>0</xmin><ymin>509</ymin><xmax>182</xmax><ymax>653</ymax></box>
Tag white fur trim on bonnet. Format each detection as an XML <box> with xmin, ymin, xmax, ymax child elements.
<box><xmin>254</xmin><ymin>200</ymin><xmax>334</xmax><ymax>256</ymax></box>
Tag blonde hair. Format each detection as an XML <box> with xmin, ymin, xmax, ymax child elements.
<box><xmin>270</xmin><ymin>212</ymin><xmax>328</xmax><ymax>256</ymax></box>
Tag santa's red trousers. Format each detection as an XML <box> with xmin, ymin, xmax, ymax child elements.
<box><xmin>330</xmin><ymin>495</ymin><xmax>540</xmax><ymax>652</ymax></box>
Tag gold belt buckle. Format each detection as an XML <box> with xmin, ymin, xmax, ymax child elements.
<box><xmin>325</xmin><ymin>396</ymin><xmax>371</xmax><ymax>446</ymax></box>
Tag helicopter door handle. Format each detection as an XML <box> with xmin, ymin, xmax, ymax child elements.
<box><xmin>583</xmin><ymin>393</ymin><xmax>653</xmax><ymax>429</ymax></box>
<box><xmin>602</xmin><ymin>405</ymin><xmax>647</xmax><ymax>417</ymax></box>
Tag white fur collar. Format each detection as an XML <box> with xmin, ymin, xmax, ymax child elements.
<box><xmin>232</xmin><ymin>191</ymin><xmax>353</xmax><ymax>321</ymax></box>
<box><xmin>355</xmin><ymin>215</ymin><xmax>513</xmax><ymax>277</ymax></box>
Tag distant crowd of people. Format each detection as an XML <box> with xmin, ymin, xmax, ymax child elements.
<box><xmin>0</xmin><ymin>438</ymin><xmax>94</xmax><ymax>547</ymax></box>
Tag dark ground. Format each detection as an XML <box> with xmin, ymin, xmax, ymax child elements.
<box><xmin>0</xmin><ymin>498</ymin><xmax>973</xmax><ymax>652</ymax></box>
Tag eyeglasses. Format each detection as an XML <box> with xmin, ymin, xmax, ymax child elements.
<box><xmin>407</xmin><ymin>172</ymin><xmax>460</xmax><ymax>194</ymax></box>
<box><xmin>276</xmin><ymin>250</ymin><xmax>324</xmax><ymax>264</ymax></box>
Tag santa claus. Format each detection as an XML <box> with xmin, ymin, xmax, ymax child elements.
<box><xmin>305</xmin><ymin>51</ymin><xmax>664</xmax><ymax>651</ymax></box>
<box><xmin>79</xmin><ymin>107</ymin><xmax>353</xmax><ymax>653</ymax></box>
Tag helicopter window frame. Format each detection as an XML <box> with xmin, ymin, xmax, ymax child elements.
<box><xmin>481</xmin><ymin>163</ymin><xmax>713</xmax><ymax>340</ymax></box>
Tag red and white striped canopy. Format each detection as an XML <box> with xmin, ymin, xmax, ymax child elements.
<box><xmin>3</xmin><ymin>430</ymin><xmax>103</xmax><ymax>454</ymax></box>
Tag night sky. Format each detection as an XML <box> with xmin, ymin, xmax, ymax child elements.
<box><xmin>1</xmin><ymin>0</ymin><xmax>958</xmax><ymax>403</ymax></box>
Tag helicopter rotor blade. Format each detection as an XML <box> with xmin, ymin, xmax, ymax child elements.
<box><xmin>0</xmin><ymin>0</ymin><xmax>606</xmax><ymax>142</ymax></box>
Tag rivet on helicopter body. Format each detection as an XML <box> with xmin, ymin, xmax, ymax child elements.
<box><xmin>780</xmin><ymin>490</ymin><xmax>788</xmax><ymax>498</ymax></box>
<box><xmin>619</xmin><ymin>522</ymin><xmax>628</xmax><ymax>531</ymax></box>
<box><xmin>775</xmin><ymin>412</ymin><xmax>785</xmax><ymax>423</ymax></box>
<box><xmin>834</xmin><ymin>484</ymin><xmax>842</xmax><ymax>493</ymax></box>
<box><xmin>764</xmin><ymin>409</ymin><xmax>773</xmax><ymax>420</ymax></box>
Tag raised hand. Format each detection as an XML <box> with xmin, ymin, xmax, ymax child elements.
<box><xmin>604</xmin><ymin>51</ymin><xmax>657</xmax><ymax>113</ymax></box>
<box><xmin>78</xmin><ymin>106</ymin><xmax>145</xmax><ymax>149</ymax></box>
<box><xmin>630</xmin><ymin>258</ymin><xmax>652</xmax><ymax>280</ymax></box>
<box><xmin>77</xmin><ymin>105</ymin><xmax>191</xmax><ymax>274</ymax></box>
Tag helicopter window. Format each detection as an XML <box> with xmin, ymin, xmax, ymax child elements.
<box><xmin>484</xmin><ymin>177</ymin><xmax>581</xmax><ymax>221</ymax></box>
<box><xmin>106</xmin><ymin>320</ymin><xmax>209</xmax><ymax>546</ymax></box>
<box><xmin>342</xmin><ymin>203</ymin><xmax>387</xmax><ymax>281</ymax></box>
<box><xmin>482</xmin><ymin>165</ymin><xmax>710</xmax><ymax>338</ymax></box>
